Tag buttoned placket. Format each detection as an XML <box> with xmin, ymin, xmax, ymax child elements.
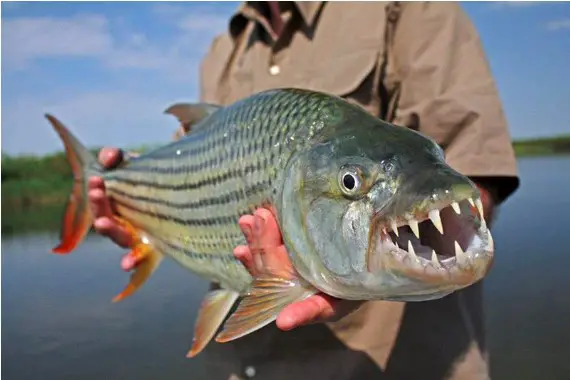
<box><xmin>244</xmin><ymin>5</ymin><xmax>297</xmax><ymax>91</ymax></box>
<box><xmin>266</xmin><ymin>9</ymin><xmax>294</xmax><ymax>81</ymax></box>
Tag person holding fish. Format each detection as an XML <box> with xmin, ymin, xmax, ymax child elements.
<box><xmin>82</xmin><ymin>2</ymin><xmax>519</xmax><ymax>380</ymax></box>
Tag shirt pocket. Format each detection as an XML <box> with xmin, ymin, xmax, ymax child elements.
<box><xmin>291</xmin><ymin>2</ymin><xmax>388</xmax><ymax>112</ymax></box>
<box><xmin>302</xmin><ymin>48</ymin><xmax>382</xmax><ymax>98</ymax></box>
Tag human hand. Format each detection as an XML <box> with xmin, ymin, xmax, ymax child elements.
<box><xmin>234</xmin><ymin>208</ymin><xmax>363</xmax><ymax>331</ymax></box>
<box><xmin>88</xmin><ymin>147</ymin><xmax>139</xmax><ymax>271</ymax></box>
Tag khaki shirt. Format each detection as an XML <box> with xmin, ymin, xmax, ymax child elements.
<box><xmin>181</xmin><ymin>2</ymin><xmax>520</xmax><ymax>379</ymax></box>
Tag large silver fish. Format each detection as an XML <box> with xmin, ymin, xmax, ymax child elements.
<box><xmin>46</xmin><ymin>88</ymin><xmax>494</xmax><ymax>357</ymax></box>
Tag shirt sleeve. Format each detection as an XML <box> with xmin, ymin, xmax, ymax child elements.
<box><xmin>389</xmin><ymin>2</ymin><xmax>519</xmax><ymax>203</ymax></box>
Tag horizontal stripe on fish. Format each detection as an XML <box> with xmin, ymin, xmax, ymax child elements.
<box><xmin>105</xmin><ymin>154</ymin><xmax>277</xmax><ymax>215</ymax></box>
<box><xmin>105</xmin><ymin>140</ymin><xmax>279</xmax><ymax>191</ymax></box>
<box><xmin>104</xmin><ymin>167</ymin><xmax>276</xmax><ymax>212</ymax></box>
<box><xmin>107</xmin><ymin>159</ymin><xmax>272</xmax><ymax>204</ymax></box>
<box><xmin>108</xmin><ymin>181</ymin><xmax>270</xmax><ymax>211</ymax></box>
<box><xmin>146</xmin><ymin>231</ymin><xmax>250</xmax><ymax>291</ymax></box>
<box><xmin>131</xmin><ymin>122</ymin><xmax>278</xmax><ymax>160</ymax></box>
<box><xmin>113</xmin><ymin>197</ymin><xmax>254</xmax><ymax>227</ymax></box>
<box><xmin>119</xmin><ymin>147</ymin><xmax>276</xmax><ymax>175</ymax></box>
<box><xmin>107</xmin><ymin>161</ymin><xmax>268</xmax><ymax>189</ymax></box>
<box><xmin>108</xmin><ymin>184</ymin><xmax>253</xmax><ymax>222</ymax></box>
<box><xmin>113</xmin><ymin>202</ymin><xmax>246</xmax><ymax>255</ymax></box>
<box><xmin>134</xmin><ymin>126</ymin><xmax>281</xmax><ymax>169</ymax></box>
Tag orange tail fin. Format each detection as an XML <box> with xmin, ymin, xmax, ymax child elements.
<box><xmin>45</xmin><ymin>114</ymin><xmax>101</xmax><ymax>254</ymax></box>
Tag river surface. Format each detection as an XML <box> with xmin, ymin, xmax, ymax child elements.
<box><xmin>2</xmin><ymin>157</ymin><xmax>570</xmax><ymax>380</ymax></box>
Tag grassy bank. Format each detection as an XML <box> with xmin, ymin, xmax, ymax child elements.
<box><xmin>512</xmin><ymin>135</ymin><xmax>570</xmax><ymax>157</ymax></box>
<box><xmin>2</xmin><ymin>149</ymin><xmax>101</xmax><ymax>211</ymax></box>
<box><xmin>2</xmin><ymin>135</ymin><xmax>570</xmax><ymax>231</ymax></box>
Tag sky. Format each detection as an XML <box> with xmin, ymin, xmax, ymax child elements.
<box><xmin>1</xmin><ymin>1</ymin><xmax>569</xmax><ymax>156</ymax></box>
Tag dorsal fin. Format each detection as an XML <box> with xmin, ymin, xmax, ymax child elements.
<box><xmin>164</xmin><ymin>102</ymin><xmax>220</xmax><ymax>134</ymax></box>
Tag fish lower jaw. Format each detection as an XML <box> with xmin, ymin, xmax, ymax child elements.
<box><xmin>378</xmin><ymin>225</ymin><xmax>494</xmax><ymax>286</ymax></box>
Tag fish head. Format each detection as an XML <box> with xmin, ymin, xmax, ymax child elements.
<box><xmin>280</xmin><ymin>116</ymin><xmax>494</xmax><ymax>302</ymax></box>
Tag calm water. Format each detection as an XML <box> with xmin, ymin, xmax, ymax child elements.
<box><xmin>2</xmin><ymin>157</ymin><xmax>570</xmax><ymax>380</ymax></box>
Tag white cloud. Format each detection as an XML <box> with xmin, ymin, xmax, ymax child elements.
<box><xmin>2</xmin><ymin>15</ymin><xmax>113</xmax><ymax>66</ymax></box>
<box><xmin>2</xmin><ymin>91</ymin><xmax>183</xmax><ymax>156</ymax></box>
<box><xmin>546</xmin><ymin>18</ymin><xmax>570</xmax><ymax>31</ymax></box>
<box><xmin>150</xmin><ymin>2</ymin><xmax>232</xmax><ymax>35</ymax></box>
<box><xmin>1</xmin><ymin>11</ymin><xmax>228</xmax><ymax>79</ymax></box>
<box><xmin>1</xmin><ymin>7</ymin><xmax>236</xmax><ymax>155</ymax></box>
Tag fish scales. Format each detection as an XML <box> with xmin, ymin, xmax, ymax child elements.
<box><xmin>101</xmin><ymin>90</ymin><xmax>333</xmax><ymax>290</ymax></box>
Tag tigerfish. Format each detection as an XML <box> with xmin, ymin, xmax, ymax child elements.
<box><xmin>46</xmin><ymin>88</ymin><xmax>494</xmax><ymax>357</ymax></box>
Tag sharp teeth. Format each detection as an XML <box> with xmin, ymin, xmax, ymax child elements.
<box><xmin>468</xmin><ymin>198</ymin><xmax>475</xmax><ymax>207</ymax></box>
<box><xmin>408</xmin><ymin>219</ymin><xmax>420</xmax><ymax>239</ymax></box>
<box><xmin>390</xmin><ymin>220</ymin><xmax>399</xmax><ymax>237</ymax></box>
<box><xmin>487</xmin><ymin>229</ymin><xmax>494</xmax><ymax>250</ymax></box>
<box><xmin>428</xmin><ymin>209</ymin><xmax>444</xmax><ymax>235</ymax></box>
<box><xmin>431</xmin><ymin>249</ymin><xmax>442</xmax><ymax>267</ymax></box>
<box><xmin>407</xmin><ymin>240</ymin><xmax>418</xmax><ymax>261</ymax></box>
<box><xmin>451</xmin><ymin>202</ymin><xmax>461</xmax><ymax>214</ymax></box>
<box><xmin>454</xmin><ymin>240</ymin><xmax>466</xmax><ymax>263</ymax></box>
<box><xmin>475</xmin><ymin>198</ymin><xmax>485</xmax><ymax>220</ymax></box>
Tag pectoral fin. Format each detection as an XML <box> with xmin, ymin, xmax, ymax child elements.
<box><xmin>215</xmin><ymin>274</ymin><xmax>316</xmax><ymax>343</ymax></box>
<box><xmin>187</xmin><ymin>289</ymin><xmax>240</xmax><ymax>358</ymax></box>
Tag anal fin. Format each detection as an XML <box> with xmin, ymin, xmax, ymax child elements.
<box><xmin>111</xmin><ymin>217</ymin><xmax>163</xmax><ymax>303</ymax></box>
<box><xmin>215</xmin><ymin>274</ymin><xmax>316</xmax><ymax>343</ymax></box>
<box><xmin>187</xmin><ymin>290</ymin><xmax>239</xmax><ymax>358</ymax></box>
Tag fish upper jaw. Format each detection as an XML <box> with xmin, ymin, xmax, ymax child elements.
<box><xmin>367</xmin><ymin>189</ymin><xmax>494</xmax><ymax>292</ymax></box>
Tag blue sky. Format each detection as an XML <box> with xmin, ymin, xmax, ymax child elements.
<box><xmin>2</xmin><ymin>1</ymin><xmax>569</xmax><ymax>156</ymax></box>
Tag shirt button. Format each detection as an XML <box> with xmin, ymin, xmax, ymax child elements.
<box><xmin>244</xmin><ymin>365</ymin><xmax>256</xmax><ymax>378</ymax></box>
<box><xmin>269</xmin><ymin>65</ymin><xmax>280</xmax><ymax>76</ymax></box>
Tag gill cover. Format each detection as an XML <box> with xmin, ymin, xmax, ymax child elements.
<box><xmin>277</xmin><ymin>143</ymin><xmax>380</xmax><ymax>300</ymax></box>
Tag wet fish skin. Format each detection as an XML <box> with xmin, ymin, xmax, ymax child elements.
<box><xmin>103</xmin><ymin>89</ymin><xmax>343</xmax><ymax>291</ymax></box>
<box><xmin>45</xmin><ymin>88</ymin><xmax>494</xmax><ymax>357</ymax></box>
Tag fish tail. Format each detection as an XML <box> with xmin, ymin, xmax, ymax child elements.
<box><xmin>45</xmin><ymin>114</ymin><xmax>102</xmax><ymax>254</ymax></box>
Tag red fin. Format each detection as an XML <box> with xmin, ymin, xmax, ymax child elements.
<box><xmin>187</xmin><ymin>290</ymin><xmax>239</xmax><ymax>358</ymax></box>
<box><xmin>111</xmin><ymin>218</ymin><xmax>163</xmax><ymax>302</ymax></box>
<box><xmin>45</xmin><ymin>114</ymin><xmax>98</xmax><ymax>254</ymax></box>
<box><xmin>112</xmin><ymin>244</ymin><xmax>162</xmax><ymax>302</ymax></box>
<box><xmin>52</xmin><ymin>179</ymin><xmax>93</xmax><ymax>254</ymax></box>
<box><xmin>112</xmin><ymin>241</ymin><xmax>161</xmax><ymax>303</ymax></box>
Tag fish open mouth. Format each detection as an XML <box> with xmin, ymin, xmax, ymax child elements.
<box><xmin>370</xmin><ymin>195</ymin><xmax>494</xmax><ymax>286</ymax></box>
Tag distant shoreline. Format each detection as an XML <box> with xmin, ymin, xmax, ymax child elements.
<box><xmin>512</xmin><ymin>135</ymin><xmax>570</xmax><ymax>157</ymax></box>
<box><xmin>2</xmin><ymin>135</ymin><xmax>569</xmax><ymax>220</ymax></box>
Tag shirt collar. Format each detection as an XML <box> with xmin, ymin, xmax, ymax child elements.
<box><xmin>229</xmin><ymin>1</ymin><xmax>324</xmax><ymax>40</ymax></box>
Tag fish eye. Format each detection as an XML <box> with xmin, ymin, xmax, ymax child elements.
<box><xmin>343</xmin><ymin>173</ymin><xmax>357</xmax><ymax>190</ymax></box>
<box><xmin>338</xmin><ymin>166</ymin><xmax>363</xmax><ymax>196</ymax></box>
